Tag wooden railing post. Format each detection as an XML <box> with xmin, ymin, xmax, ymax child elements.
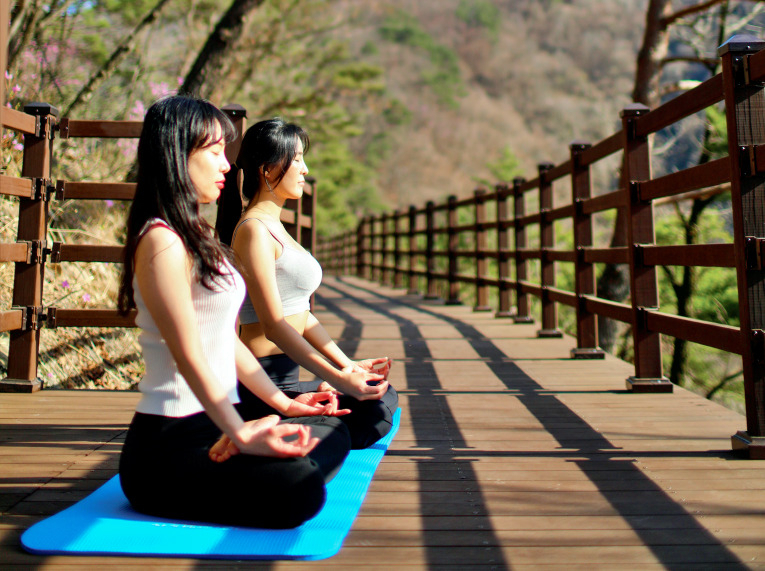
<box><xmin>381</xmin><ymin>213</ymin><xmax>391</xmax><ymax>286</ymax></box>
<box><xmin>3</xmin><ymin>103</ymin><xmax>58</xmax><ymax>392</ymax></box>
<box><xmin>407</xmin><ymin>205</ymin><xmax>419</xmax><ymax>295</ymax></box>
<box><xmin>221</xmin><ymin>104</ymin><xmax>246</xmax><ymax>165</ymax></box>
<box><xmin>300</xmin><ymin>177</ymin><xmax>316</xmax><ymax>251</ymax></box>
<box><xmin>622</xmin><ymin>103</ymin><xmax>670</xmax><ymax>392</ymax></box>
<box><xmin>366</xmin><ymin>215</ymin><xmax>375</xmax><ymax>281</ymax></box>
<box><xmin>720</xmin><ymin>35</ymin><xmax>765</xmax><ymax>457</ymax></box>
<box><xmin>345</xmin><ymin>231</ymin><xmax>354</xmax><ymax>276</ymax></box>
<box><xmin>393</xmin><ymin>210</ymin><xmax>404</xmax><ymax>288</ymax></box>
<box><xmin>424</xmin><ymin>200</ymin><xmax>439</xmax><ymax>300</ymax></box>
<box><xmin>513</xmin><ymin>177</ymin><xmax>533</xmax><ymax>324</ymax></box>
<box><xmin>446</xmin><ymin>195</ymin><xmax>461</xmax><ymax>305</ymax></box>
<box><xmin>537</xmin><ymin>163</ymin><xmax>562</xmax><ymax>338</ymax></box>
<box><xmin>495</xmin><ymin>183</ymin><xmax>513</xmax><ymax>318</ymax></box>
<box><xmin>356</xmin><ymin>217</ymin><xmax>368</xmax><ymax>280</ymax></box>
<box><xmin>474</xmin><ymin>188</ymin><xmax>491</xmax><ymax>312</ymax></box>
<box><xmin>570</xmin><ymin>141</ymin><xmax>605</xmax><ymax>359</ymax></box>
<box><xmin>371</xmin><ymin>214</ymin><xmax>381</xmax><ymax>283</ymax></box>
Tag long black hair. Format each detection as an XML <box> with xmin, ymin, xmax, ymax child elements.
<box><xmin>118</xmin><ymin>95</ymin><xmax>237</xmax><ymax>313</ymax></box>
<box><xmin>216</xmin><ymin>118</ymin><xmax>309</xmax><ymax>246</ymax></box>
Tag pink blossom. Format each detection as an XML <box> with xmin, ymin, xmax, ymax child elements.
<box><xmin>82</xmin><ymin>293</ymin><xmax>91</xmax><ymax>303</ymax></box>
<box><xmin>4</xmin><ymin>71</ymin><xmax>11</xmax><ymax>80</ymax></box>
<box><xmin>129</xmin><ymin>100</ymin><xmax>145</xmax><ymax>120</ymax></box>
<box><xmin>149</xmin><ymin>81</ymin><xmax>173</xmax><ymax>98</ymax></box>
<box><xmin>105</xmin><ymin>199</ymin><xmax>114</xmax><ymax>208</ymax></box>
<box><xmin>13</xmin><ymin>142</ymin><xmax>23</xmax><ymax>151</ymax></box>
<box><xmin>61</xmin><ymin>280</ymin><xmax>69</xmax><ymax>288</ymax></box>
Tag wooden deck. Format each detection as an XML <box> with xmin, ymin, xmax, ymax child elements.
<box><xmin>2</xmin><ymin>274</ymin><xmax>765</xmax><ymax>570</ymax></box>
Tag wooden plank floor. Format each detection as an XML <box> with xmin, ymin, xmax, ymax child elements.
<box><xmin>2</xmin><ymin>274</ymin><xmax>765</xmax><ymax>570</ymax></box>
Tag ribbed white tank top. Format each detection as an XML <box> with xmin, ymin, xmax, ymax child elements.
<box><xmin>133</xmin><ymin>219</ymin><xmax>246</xmax><ymax>417</ymax></box>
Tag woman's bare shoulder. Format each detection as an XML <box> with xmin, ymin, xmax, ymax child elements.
<box><xmin>135</xmin><ymin>224</ymin><xmax>188</xmax><ymax>268</ymax></box>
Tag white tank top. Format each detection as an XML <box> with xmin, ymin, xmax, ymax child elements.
<box><xmin>233</xmin><ymin>217</ymin><xmax>322</xmax><ymax>324</ymax></box>
<box><xmin>133</xmin><ymin>219</ymin><xmax>246</xmax><ymax>417</ymax></box>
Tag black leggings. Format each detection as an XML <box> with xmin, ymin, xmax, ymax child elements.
<box><xmin>119</xmin><ymin>404</ymin><xmax>351</xmax><ymax>529</ymax></box>
<box><xmin>237</xmin><ymin>353</ymin><xmax>399</xmax><ymax>449</ymax></box>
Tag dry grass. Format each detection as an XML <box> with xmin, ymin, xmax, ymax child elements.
<box><xmin>0</xmin><ymin>136</ymin><xmax>142</xmax><ymax>391</ymax></box>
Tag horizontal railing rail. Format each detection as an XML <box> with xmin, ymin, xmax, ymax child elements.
<box><xmin>0</xmin><ymin>102</ymin><xmax>317</xmax><ymax>392</ymax></box>
<box><xmin>317</xmin><ymin>34</ymin><xmax>765</xmax><ymax>459</ymax></box>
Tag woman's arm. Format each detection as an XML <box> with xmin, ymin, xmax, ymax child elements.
<box><xmin>134</xmin><ymin>227</ymin><xmax>317</xmax><ymax>457</ymax></box>
<box><xmin>234</xmin><ymin>336</ymin><xmax>346</xmax><ymax>417</ymax></box>
<box><xmin>233</xmin><ymin>220</ymin><xmax>387</xmax><ymax>400</ymax></box>
<box><xmin>303</xmin><ymin>313</ymin><xmax>392</xmax><ymax>379</ymax></box>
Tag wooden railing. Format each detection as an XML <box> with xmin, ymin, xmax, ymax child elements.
<box><xmin>317</xmin><ymin>34</ymin><xmax>765</xmax><ymax>459</ymax></box>
<box><xmin>0</xmin><ymin>101</ymin><xmax>316</xmax><ymax>392</ymax></box>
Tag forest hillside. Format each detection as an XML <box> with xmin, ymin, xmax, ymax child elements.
<box><xmin>331</xmin><ymin>0</ymin><xmax>647</xmax><ymax>208</ymax></box>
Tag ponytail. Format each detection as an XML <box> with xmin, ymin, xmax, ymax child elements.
<box><xmin>215</xmin><ymin>163</ymin><xmax>244</xmax><ymax>246</ymax></box>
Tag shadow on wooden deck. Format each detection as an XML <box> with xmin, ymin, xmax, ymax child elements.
<box><xmin>1</xmin><ymin>275</ymin><xmax>764</xmax><ymax>570</ymax></box>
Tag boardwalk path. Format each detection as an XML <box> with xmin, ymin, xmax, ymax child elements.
<box><xmin>2</xmin><ymin>275</ymin><xmax>765</xmax><ymax>569</ymax></box>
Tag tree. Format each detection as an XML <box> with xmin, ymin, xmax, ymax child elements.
<box><xmin>178</xmin><ymin>0</ymin><xmax>264</xmax><ymax>100</ymax></box>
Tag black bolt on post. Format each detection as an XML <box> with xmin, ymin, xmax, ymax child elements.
<box><xmin>720</xmin><ymin>35</ymin><xmax>765</xmax><ymax>458</ymax></box>
<box><xmin>537</xmin><ymin>163</ymin><xmax>562</xmax><ymax>338</ymax></box>
<box><xmin>621</xmin><ymin>103</ymin><xmax>671</xmax><ymax>393</ymax></box>
<box><xmin>569</xmin><ymin>141</ymin><xmax>605</xmax><ymax>359</ymax></box>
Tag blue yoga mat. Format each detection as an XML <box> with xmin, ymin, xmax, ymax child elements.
<box><xmin>21</xmin><ymin>408</ymin><xmax>400</xmax><ymax>561</ymax></box>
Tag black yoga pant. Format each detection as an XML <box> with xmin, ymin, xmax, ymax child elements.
<box><xmin>119</xmin><ymin>409</ymin><xmax>351</xmax><ymax>529</ymax></box>
<box><xmin>238</xmin><ymin>353</ymin><xmax>399</xmax><ymax>449</ymax></box>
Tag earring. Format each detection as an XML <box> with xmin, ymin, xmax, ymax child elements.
<box><xmin>264</xmin><ymin>177</ymin><xmax>275</xmax><ymax>195</ymax></box>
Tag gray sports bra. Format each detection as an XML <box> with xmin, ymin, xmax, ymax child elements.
<box><xmin>232</xmin><ymin>217</ymin><xmax>322</xmax><ymax>324</ymax></box>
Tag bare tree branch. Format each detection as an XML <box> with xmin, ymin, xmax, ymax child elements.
<box><xmin>63</xmin><ymin>0</ymin><xmax>173</xmax><ymax>117</ymax></box>
<box><xmin>8</xmin><ymin>0</ymin><xmax>75</xmax><ymax>68</ymax></box>
<box><xmin>706</xmin><ymin>368</ymin><xmax>743</xmax><ymax>399</ymax></box>
<box><xmin>632</xmin><ymin>0</ymin><xmax>673</xmax><ymax>106</ymax></box>
<box><xmin>662</xmin><ymin>0</ymin><xmax>727</xmax><ymax>27</ymax></box>
<box><xmin>8</xmin><ymin>0</ymin><xmax>41</xmax><ymax>68</ymax></box>
<box><xmin>660</xmin><ymin>56</ymin><xmax>718</xmax><ymax>68</ymax></box>
<box><xmin>178</xmin><ymin>0</ymin><xmax>266</xmax><ymax>100</ymax></box>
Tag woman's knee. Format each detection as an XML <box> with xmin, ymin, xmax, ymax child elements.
<box><xmin>285</xmin><ymin>416</ymin><xmax>351</xmax><ymax>481</ymax></box>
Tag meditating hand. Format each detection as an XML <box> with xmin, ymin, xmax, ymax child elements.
<box><xmin>209</xmin><ymin>415</ymin><xmax>320</xmax><ymax>462</ymax></box>
<box><xmin>286</xmin><ymin>391</ymin><xmax>351</xmax><ymax>417</ymax></box>
<box><xmin>348</xmin><ymin>357</ymin><xmax>393</xmax><ymax>379</ymax></box>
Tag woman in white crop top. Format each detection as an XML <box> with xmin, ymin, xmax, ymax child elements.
<box><xmin>117</xmin><ymin>96</ymin><xmax>351</xmax><ymax>529</ymax></box>
<box><xmin>218</xmin><ymin>118</ymin><xmax>398</xmax><ymax>450</ymax></box>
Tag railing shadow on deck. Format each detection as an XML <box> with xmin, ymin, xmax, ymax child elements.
<box><xmin>322</xmin><ymin>276</ymin><xmax>750</xmax><ymax>569</ymax></box>
<box><xmin>317</xmin><ymin>34</ymin><xmax>765</xmax><ymax>460</ymax></box>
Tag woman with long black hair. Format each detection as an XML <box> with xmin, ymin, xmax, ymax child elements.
<box><xmin>117</xmin><ymin>96</ymin><xmax>351</xmax><ymax>529</ymax></box>
<box><xmin>219</xmin><ymin>118</ymin><xmax>398</xmax><ymax>450</ymax></box>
